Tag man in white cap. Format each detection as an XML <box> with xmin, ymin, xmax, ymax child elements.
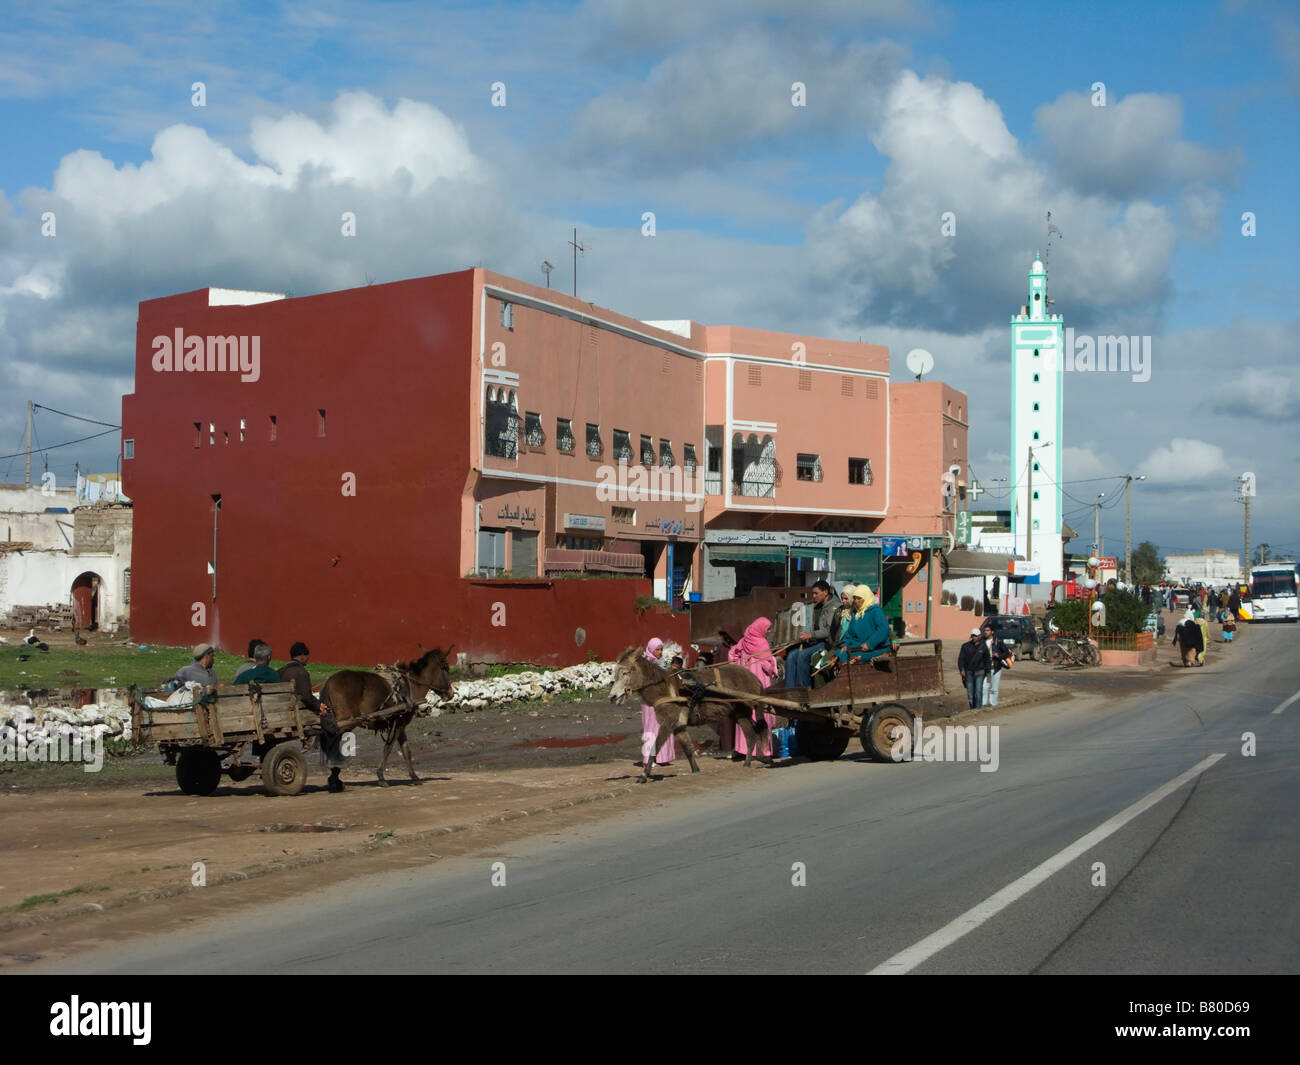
<box><xmin>956</xmin><ymin>627</ymin><xmax>990</xmax><ymax>709</ymax></box>
<box><xmin>167</xmin><ymin>643</ymin><xmax>219</xmax><ymax>691</ymax></box>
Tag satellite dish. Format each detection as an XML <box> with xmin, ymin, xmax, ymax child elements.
<box><xmin>905</xmin><ymin>348</ymin><xmax>934</xmax><ymax>379</ymax></box>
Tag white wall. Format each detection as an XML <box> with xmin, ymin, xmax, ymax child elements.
<box><xmin>0</xmin><ymin>551</ymin><xmax>126</xmax><ymax>628</ymax></box>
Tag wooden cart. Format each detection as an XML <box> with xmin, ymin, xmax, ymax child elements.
<box><xmin>130</xmin><ymin>681</ymin><xmax>320</xmax><ymax>796</ymax></box>
<box><xmin>669</xmin><ymin>639</ymin><xmax>946</xmax><ymax>764</ymax></box>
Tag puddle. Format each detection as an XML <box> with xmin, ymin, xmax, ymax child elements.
<box><xmin>509</xmin><ymin>733</ymin><xmax>634</xmax><ymax>749</ymax></box>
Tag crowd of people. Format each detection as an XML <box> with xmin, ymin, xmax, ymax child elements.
<box><xmin>636</xmin><ymin>578</ymin><xmax>896</xmax><ymax>765</ymax></box>
<box><xmin>164</xmin><ymin>638</ymin><xmax>349</xmax><ymax>791</ymax></box>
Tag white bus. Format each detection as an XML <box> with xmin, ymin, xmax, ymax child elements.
<box><xmin>1247</xmin><ymin>561</ymin><xmax>1299</xmax><ymax>622</ymax></box>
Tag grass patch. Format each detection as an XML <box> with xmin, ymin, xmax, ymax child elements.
<box><xmin>0</xmin><ymin>642</ymin><xmax>371</xmax><ymax>692</ymax></box>
<box><xmin>7</xmin><ymin>884</ymin><xmax>110</xmax><ymax>912</ymax></box>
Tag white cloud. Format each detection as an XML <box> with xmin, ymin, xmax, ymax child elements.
<box><xmin>1139</xmin><ymin>438</ymin><xmax>1231</xmax><ymax>483</ymax></box>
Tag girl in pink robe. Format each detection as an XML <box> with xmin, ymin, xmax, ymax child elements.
<box><xmin>639</xmin><ymin>638</ymin><xmax>675</xmax><ymax>765</ymax></box>
<box><xmin>728</xmin><ymin>618</ymin><xmax>778</xmax><ymax>757</ymax></box>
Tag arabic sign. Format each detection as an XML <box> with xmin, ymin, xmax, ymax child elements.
<box><xmin>564</xmin><ymin>513</ymin><xmax>606</xmax><ymax>532</ymax></box>
<box><xmin>494</xmin><ymin>502</ymin><xmax>538</xmax><ymax>527</ymax></box>
<box><xmin>705</xmin><ymin>530</ymin><xmax>789</xmax><ymax>545</ymax></box>
<box><xmin>956</xmin><ymin>510</ymin><xmax>971</xmax><ymax>545</ymax></box>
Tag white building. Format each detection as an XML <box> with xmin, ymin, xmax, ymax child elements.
<box><xmin>1165</xmin><ymin>550</ymin><xmax>1243</xmax><ymax>585</ymax></box>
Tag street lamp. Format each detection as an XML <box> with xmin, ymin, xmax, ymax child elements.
<box><xmin>1124</xmin><ymin>474</ymin><xmax>1146</xmax><ymax>584</ymax></box>
<box><xmin>1093</xmin><ymin>493</ymin><xmax>1105</xmax><ymax>557</ymax></box>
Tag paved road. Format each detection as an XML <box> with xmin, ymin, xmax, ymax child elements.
<box><xmin>50</xmin><ymin>625</ymin><xmax>1299</xmax><ymax>974</ymax></box>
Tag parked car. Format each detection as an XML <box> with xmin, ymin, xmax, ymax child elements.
<box><xmin>983</xmin><ymin>614</ymin><xmax>1043</xmax><ymax>660</ymax></box>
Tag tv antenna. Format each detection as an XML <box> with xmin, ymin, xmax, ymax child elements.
<box><xmin>1044</xmin><ymin>210</ymin><xmax>1062</xmax><ymax>308</ymax></box>
<box><xmin>567</xmin><ymin>228</ymin><xmax>586</xmax><ymax>297</ymax></box>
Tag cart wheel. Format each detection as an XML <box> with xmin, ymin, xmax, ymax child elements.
<box><xmin>861</xmin><ymin>704</ymin><xmax>915</xmax><ymax>763</ymax></box>
<box><xmin>261</xmin><ymin>744</ymin><xmax>307</xmax><ymax>796</ymax></box>
<box><xmin>176</xmin><ymin>748</ymin><xmax>221</xmax><ymax>795</ymax></box>
<box><xmin>228</xmin><ymin>765</ymin><xmax>255</xmax><ymax>782</ymax></box>
<box><xmin>1082</xmin><ymin>642</ymin><xmax>1100</xmax><ymax>666</ymax></box>
<box><xmin>795</xmin><ymin>718</ymin><xmax>851</xmax><ymax>761</ymax></box>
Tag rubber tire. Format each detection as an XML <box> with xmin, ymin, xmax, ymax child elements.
<box><xmin>1043</xmin><ymin>642</ymin><xmax>1064</xmax><ymax>665</ymax></box>
<box><xmin>861</xmin><ymin>703</ymin><xmax>915</xmax><ymax>763</ymax></box>
<box><xmin>176</xmin><ymin>748</ymin><xmax>221</xmax><ymax>796</ymax></box>
<box><xmin>1081</xmin><ymin>641</ymin><xmax>1100</xmax><ymax>666</ymax></box>
<box><xmin>261</xmin><ymin>744</ymin><xmax>308</xmax><ymax>796</ymax></box>
<box><xmin>795</xmin><ymin>718</ymin><xmax>851</xmax><ymax>761</ymax></box>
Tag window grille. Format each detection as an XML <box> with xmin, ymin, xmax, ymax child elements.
<box><xmin>586</xmin><ymin>423</ymin><xmax>603</xmax><ymax>457</ymax></box>
<box><xmin>796</xmin><ymin>453</ymin><xmax>823</xmax><ymax>482</ymax></box>
<box><xmin>556</xmin><ymin>419</ymin><xmax>575</xmax><ymax>453</ymax></box>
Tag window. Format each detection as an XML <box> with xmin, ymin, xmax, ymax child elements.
<box><xmin>317</xmin><ymin>409</ymin><xmax>326</xmax><ymax>437</ymax></box>
<box><xmin>640</xmin><ymin>434</ymin><xmax>654</xmax><ymax>466</ymax></box>
<box><xmin>613</xmin><ymin>429</ymin><xmax>632</xmax><ymax>462</ymax></box>
<box><xmin>612</xmin><ymin>506</ymin><xmax>636</xmax><ymax>525</ymax></box>
<box><xmin>525</xmin><ymin>411</ymin><xmax>545</xmax><ymax>448</ymax></box>
<box><xmin>269</xmin><ymin>415</ymin><xmax>277</xmax><ymax>442</ymax></box>
<box><xmin>748</xmin><ymin>366</ymin><xmax>762</xmax><ymax>386</ymax></box>
<box><xmin>659</xmin><ymin>438</ymin><xmax>673</xmax><ymax>468</ymax></box>
<box><xmin>193</xmin><ymin>422</ymin><xmax>201</xmax><ymax>448</ymax></box>
<box><xmin>798</xmin><ymin>370</ymin><xmax>811</xmax><ymax>391</ymax></box>
<box><xmin>123</xmin><ymin>439</ymin><xmax>135</xmax><ymax>460</ymax></box>
<box><xmin>849</xmin><ymin>457</ymin><xmax>872</xmax><ymax>485</ymax></box>
<box><xmin>123</xmin><ymin>567</ymin><xmax>131</xmax><ymax>604</ymax></box>
<box><xmin>1033</xmin><ymin>491</ymin><xmax>1040</xmax><ymax>500</ymax></box>
<box><xmin>1033</xmin><ymin>348</ymin><xmax>1040</xmax><ymax>358</ymax></box>
<box><xmin>683</xmin><ymin>444</ymin><xmax>697</xmax><ymax>473</ymax></box>
<box><xmin>556</xmin><ymin>418</ymin><xmax>574</xmax><ymax>453</ymax></box>
<box><xmin>1033</xmin><ymin>373</ymin><xmax>1040</xmax><ymax>383</ymax></box>
<box><xmin>209</xmin><ymin>422</ymin><xmax>215</xmax><ymax>446</ymax></box>
<box><xmin>1033</xmin><ymin>462</ymin><xmax>1040</xmax><ymax>472</ymax></box>
<box><xmin>731</xmin><ymin>433</ymin><xmax>777</xmax><ymax>497</ymax></box>
<box><xmin>223</xmin><ymin>431</ymin><xmax>229</xmax><ymax>445</ymax></box>
<box><xmin>499</xmin><ymin>300</ymin><xmax>514</xmax><ymax>329</ymax></box>
<box><xmin>1032</xmin><ymin>402</ymin><xmax>1040</xmax><ymax>411</ymax></box>
<box><xmin>485</xmin><ymin>387</ymin><xmax>519</xmax><ymax>459</ymax></box>
<box><xmin>841</xmin><ymin>376</ymin><xmax>855</xmax><ymax>397</ymax></box>
<box><xmin>1033</xmin><ymin>431</ymin><xmax>1040</xmax><ymax>440</ymax></box>
<box><xmin>477</xmin><ymin>528</ymin><xmax>506</xmax><ymax>575</ymax></box>
<box><xmin>586</xmin><ymin>423</ymin><xmax>603</xmax><ymax>457</ymax></box>
<box><xmin>239</xmin><ymin>419</ymin><xmax>246</xmax><ymax>442</ymax></box>
<box><xmin>796</xmin><ymin>453</ymin><xmax>823</xmax><ymax>482</ymax></box>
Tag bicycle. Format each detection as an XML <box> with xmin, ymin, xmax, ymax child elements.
<box><xmin>1042</xmin><ymin>633</ymin><xmax>1099</xmax><ymax>667</ymax></box>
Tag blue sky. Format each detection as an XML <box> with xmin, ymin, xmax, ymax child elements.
<box><xmin>0</xmin><ymin>0</ymin><xmax>1296</xmax><ymax>558</ymax></box>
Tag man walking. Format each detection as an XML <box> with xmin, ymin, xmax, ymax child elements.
<box><xmin>280</xmin><ymin>642</ymin><xmax>347</xmax><ymax>792</ymax></box>
<box><xmin>957</xmin><ymin>628</ymin><xmax>990</xmax><ymax>709</ymax></box>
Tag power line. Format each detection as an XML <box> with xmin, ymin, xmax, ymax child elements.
<box><xmin>0</xmin><ymin>428</ymin><xmax>119</xmax><ymax>462</ymax></box>
<box><xmin>34</xmin><ymin>404</ymin><xmax>121</xmax><ymax>429</ymax></box>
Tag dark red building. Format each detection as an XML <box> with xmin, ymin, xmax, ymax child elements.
<box><xmin>121</xmin><ymin>271</ymin><xmax>687</xmax><ymax>666</ymax></box>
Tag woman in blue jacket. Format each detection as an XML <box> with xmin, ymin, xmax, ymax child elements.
<box><xmin>836</xmin><ymin>584</ymin><xmax>893</xmax><ymax>663</ymax></box>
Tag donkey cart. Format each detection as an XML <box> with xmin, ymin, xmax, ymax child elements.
<box><xmin>668</xmin><ymin>639</ymin><xmax>947</xmax><ymax>765</ymax></box>
<box><xmin>130</xmin><ymin>681</ymin><xmax>326</xmax><ymax>796</ymax></box>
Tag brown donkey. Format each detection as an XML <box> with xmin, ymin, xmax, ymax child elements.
<box><xmin>319</xmin><ymin>646</ymin><xmax>454</xmax><ymax>785</ymax></box>
<box><xmin>608</xmin><ymin>647</ymin><xmax>770</xmax><ymax>782</ymax></box>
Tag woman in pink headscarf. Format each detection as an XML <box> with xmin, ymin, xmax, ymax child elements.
<box><xmin>728</xmin><ymin>617</ymin><xmax>778</xmax><ymax>758</ymax></box>
<box><xmin>639</xmin><ymin>638</ymin><xmax>675</xmax><ymax>767</ymax></box>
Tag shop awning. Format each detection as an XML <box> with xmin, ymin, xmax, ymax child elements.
<box><xmin>944</xmin><ymin>548</ymin><xmax>1021</xmax><ymax>577</ymax></box>
<box><xmin>707</xmin><ymin>545</ymin><xmax>787</xmax><ymax>563</ymax></box>
<box><xmin>789</xmin><ymin>545</ymin><xmax>827</xmax><ymax>559</ymax></box>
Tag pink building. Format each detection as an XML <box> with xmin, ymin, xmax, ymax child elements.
<box><xmin>121</xmin><ymin>267</ymin><xmax>967</xmax><ymax>665</ymax></box>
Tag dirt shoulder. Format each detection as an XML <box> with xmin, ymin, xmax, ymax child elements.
<box><xmin>0</xmin><ymin>632</ymin><xmax>1224</xmax><ymax>969</ymax></box>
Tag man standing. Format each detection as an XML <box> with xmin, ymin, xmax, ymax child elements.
<box><xmin>957</xmin><ymin>628</ymin><xmax>990</xmax><ymax>709</ymax></box>
<box><xmin>784</xmin><ymin>580</ymin><xmax>837</xmax><ymax>688</ymax></box>
<box><xmin>167</xmin><ymin>643</ymin><xmax>218</xmax><ymax>692</ymax></box>
<box><xmin>279</xmin><ymin>642</ymin><xmax>347</xmax><ymax>792</ymax></box>
<box><xmin>981</xmin><ymin>623</ymin><xmax>1012</xmax><ymax>707</ymax></box>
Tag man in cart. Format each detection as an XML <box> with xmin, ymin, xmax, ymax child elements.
<box><xmin>166</xmin><ymin>643</ymin><xmax>219</xmax><ymax>692</ymax></box>
<box><xmin>279</xmin><ymin>641</ymin><xmax>348</xmax><ymax>792</ymax></box>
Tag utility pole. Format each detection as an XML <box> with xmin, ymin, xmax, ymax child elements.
<box><xmin>1026</xmin><ymin>445</ymin><xmax>1033</xmax><ymax>580</ymax></box>
<box><xmin>1124</xmin><ymin>474</ymin><xmax>1145</xmax><ymax>584</ymax></box>
<box><xmin>1238</xmin><ymin>472</ymin><xmax>1255</xmax><ymax>585</ymax></box>
<box><xmin>567</xmin><ymin>228</ymin><xmax>585</xmax><ymax>297</ymax></box>
<box><xmin>24</xmin><ymin>400</ymin><xmax>33</xmax><ymax>487</ymax></box>
<box><xmin>1093</xmin><ymin>493</ymin><xmax>1104</xmax><ymax>557</ymax></box>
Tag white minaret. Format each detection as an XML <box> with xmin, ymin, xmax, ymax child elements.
<box><xmin>1009</xmin><ymin>255</ymin><xmax>1064</xmax><ymax>588</ymax></box>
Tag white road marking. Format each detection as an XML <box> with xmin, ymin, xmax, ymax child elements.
<box><xmin>1271</xmin><ymin>691</ymin><xmax>1300</xmax><ymax>716</ymax></box>
<box><xmin>869</xmin><ymin>753</ymin><xmax>1226</xmax><ymax>974</ymax></box>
